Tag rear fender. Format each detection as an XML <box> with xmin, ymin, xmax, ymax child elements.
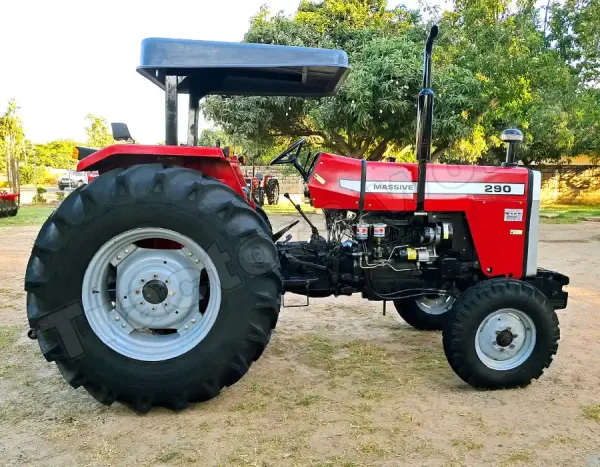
<box><xmin>77</xmin><ymin>144</ymin><xmax>250</xmax><ymax>201</ymax></box>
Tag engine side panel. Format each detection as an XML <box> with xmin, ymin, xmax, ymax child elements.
<box><xmin>77</xmin><ymin>144</ymin><xmax>249</xmax><ymax>200</ymax></box>
<box><xmin>308</xmin><ymin>153</ymin><xmax>534</xmax><ymax>279</ymax></box>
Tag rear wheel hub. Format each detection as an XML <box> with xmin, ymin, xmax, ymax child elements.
<box><xmin>82</xmin><ymin>227</ymin><xmax>222</xmax><ymax>362</ymax></box>
<box><xmin>142</xmin><ymin>280</ymin><xmax>169</xmax><ymax>304</ymax></box>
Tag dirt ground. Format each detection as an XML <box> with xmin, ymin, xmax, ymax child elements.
<box><xmin>0</xmin><ymin>215</ymin><xmax>599</xmax><ymax>467</ymax></box>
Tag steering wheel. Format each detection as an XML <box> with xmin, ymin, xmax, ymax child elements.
<box><xmin>269</xmin><ymin>138</ymin><xmax>306</xmax><ymax>166</ymax></box>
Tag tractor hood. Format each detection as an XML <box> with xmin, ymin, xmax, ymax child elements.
<box><xmin>307</xmin><ymin>153</ymin><xmax>532</xmax><ymax>212</ymax></box>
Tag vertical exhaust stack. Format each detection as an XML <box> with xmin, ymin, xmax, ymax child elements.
<box><xmin>415</xmin><ymin>25</ymin><xmax>438</xmax><ymax>213</ymax></box>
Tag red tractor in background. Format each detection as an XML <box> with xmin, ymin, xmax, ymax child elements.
<box><xmin>25</xmin><ymin>27</ymin><xmax>568</xmax><ymax>413</ymax></box>
<box><xmin>0</xmin><ymin>191</ymin><xmax>19</xmax><ymax>218</ymax></box>
<box><xmin>1</xmin><ymin>158</ymin><xmax>20</xmax><ymax>218</ymax></box>
<box><xmin>244</xmin><ymin>172</ymin><xmax>280</xmax><ymax>207</ymax></box>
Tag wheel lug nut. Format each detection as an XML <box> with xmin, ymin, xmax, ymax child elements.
<box><xmin>115</xmin><ymin>316</ymin><xmax>120</xmax><ymax>321</ymax></box>
<box><xmin>164</xmin><ymin>303</ymin><xmax>168</xmax><ymax>307</ymax></box>
<box><xmin>135</xmin><ymin>290</ymin><xmax>140</xmax><ymax>294</ymax></box>
<box><xmin>191</xmin><ymin>319</ymin><xmax>196</xmax><ymax>324</ymax></box>
<box><xmin>195</xmin><ymin>259</ymin><xmax>200</xmax><ymax>264</ymax></box>
<box><xmin>510</xmin><ymin>344</ymin><xmax>515</xmax><ymax>349</ymax></box>
<box><xmin>139</xmin><ymin>301</ymin><xmax>144</xmax><ymax>306</ymax></box>
<box><xmin>141</xmin><ymin>278</ymin><xmax>145</xmax><ymax>283</ymax></box>
<box><xmin>116</xmin><ymin>255</ymin><xmax>122</xmax><ymax>260</ymax></box>
<box><xmin>187</xmin><ymin>252</ymin><xmax>193</xmax><ymax>257</ymax></box>
<box><xmin>169</xmin><ymin>291</ymin><xmax>175</xmax><ymax>296</ymax></box>
<box><xmin>153</xmin><ymin>274</ymin><xmax>158</xmax><ymax>279</ymax></box>
<box><xmin>124</xmin><ymin>249</ymin><xmax>129</xmax><ymax>254</ymax></box>
<box><xmin>152</xmin><ymin>306</ymin><xmax>156</xmax><ymax>311</ymax></box>
<box><xmin>512</xmin><ymin>334</ymin><xmax>518</xmax><ymax>338</ymax></box>
<box><xmin>499</xmin><ymin>348</ymin><xmax>505</xmax><ymax>352</ymax></box>
<box><xmin>121</xmin><ymin>323</ymin><xmax>126</xmax><ymax>328</ymax></box>
<box><xmin>496</xmin><ymin>330</ymin><xmax>501</xmax><ymax>335</ymax></box>
<box><xmin>166</xmin><ymin>280</ymin><xmax>170</xmax><ymax>284</ymax></box>
<box><xmin>507</xmin><ymin>327</ymin><xmax>511</xmax><ymax>331</ymax></box>
<box><xmin>184</xmin><ymin>325</ymin><xmax>189</xmax><ymax>330</ymax></box>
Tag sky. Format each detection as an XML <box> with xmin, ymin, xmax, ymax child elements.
<box><xmin>0</xmin><ymin>0</ymin><xmax>439</xmax><ymax>145</ymax></box>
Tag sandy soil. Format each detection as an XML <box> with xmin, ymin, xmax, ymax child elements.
<box><xmin>0</xmin><ymin>216</ymin><xmax>599</xmax><ymax>467</ymax></box>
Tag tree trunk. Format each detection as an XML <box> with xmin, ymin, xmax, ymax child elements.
<box><xmin>430</xmin><ymin>145</ymin><xmax>448</xmax><ymax>163</ymax></box>
<box><xmin>367</xmin><ymin>138</ymin><xmax>391</xmax><ymax>161</ymax></box>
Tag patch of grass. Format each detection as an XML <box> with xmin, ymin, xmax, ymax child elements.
<box><xmin>451</xmin><ymin>438</ymin><xmax>484</xmax><ymax>451</ymax></box>
<box><xmin>0</xmin><ymin>205</ymin><xmax>54</xmax><ymax>227</ymax></box>
<box><xmin>498</xmin><ymin>449</ymin><xmax>533</xmax><ymax>467</ymax></box>
<box><xmin>357</xmin><ymin>442</ymin><xmax>387</xmax><ymax>456</ymax></box>
<box><xmin>295</xmin><ymin>393</ymin><xmax>320</xmax><ymax>406</ymax></box>
<box><xmin>0</xmin><ymin>326</ymin><xmax>20</xmax><ymax>349</ymax></box>
<box><xmin>410</xmin><ymin>347</ymin><xmax>447</xmax><ymax>374</ymax></box>
<box><xmin>582</xmin><ymin>404</ymin><xmax>600</xmax><ymax>422</ymax></box>
<box><xmin>540</xmin><ymin>204</ymin><xmax>600</xmax><ymax>224</ymax></box>
<box><xmin>540</xmin><ymin>434</ymin><xmax>577</xmax><ymax>447</ymax></box>
<box><xmin>312</xmin><ymin>457</ymin><xmax>360</xmax><ymax>467</ymax></box>
<box><xmin>298</xmin><ymin>336</ymin><xmax>393</xmax><ymax>385</ymax></box>
<box><xmin>231</xmin><ymin>400</ymin><xmax>268</xmax><ymax>413</ymax></box>
<box><xmin>356</xmin><ymin>387</ymin><xmax>383</xmax><ymax>400</ymax></box>
<box><xmin>153</xmin><ymin>449</ymin><xmax>200</xmax><ymax>464</ymax></box>
<box><xmin>263</xmin><ymin>204</ymin><xmax>318</xmax><ymax>215</ymax></box>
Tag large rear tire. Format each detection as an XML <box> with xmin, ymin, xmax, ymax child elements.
<box><xmin>443</xmin><ymin>279</ymin><xmax>559</xmax><ymax>389</ymax></box>
<box><xmin>25</xmin><ymin>164</ymin><xmax>281</xmax><ymax>412</ymax></box>
<box><xmin>393</xmin><ymin>295</ymin><xmax>454</xmax><ymax>331</ymax></box>
<box><xmin>266</xmin><ymin>179</ymin><xmax>279</xmax><ymax>205</ymax></box>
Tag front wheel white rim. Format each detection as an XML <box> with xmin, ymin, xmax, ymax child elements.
<box><xmin>82</xmin><ymin>227</ymin><xmax>221</xmax><ymax>362</ymax></box>
<box><xmin>475</xmin><ymin>308</ymin><xmax>536</xmax><ymax>370</ymax></box>
<box><xmin>416</xmin><ymin>295</ymin><xmax>455</xmax><ymax>315</ymax></box>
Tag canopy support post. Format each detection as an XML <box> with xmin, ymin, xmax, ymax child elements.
<box><xmin>165</xmin><ymin>75</ymin><xmax>178</xmax><ymax>146</ymax></box>
<box><xmin>187</xmin><ymin>89</ymin><xmax>201</xmax><ymax>146</ymax></box>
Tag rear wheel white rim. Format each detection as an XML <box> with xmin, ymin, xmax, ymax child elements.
<box><xmin>416</xmin><ymin>295</ymin><xmax>455</xmax><ymax>315</ymax></box>
<box><xmin>475</xmin><ymin>308</ymin><xmax>536</xmax><ymax>370</ymax></box>
<box><xmin>82</xmin><ymin>228</ymin><xmax>221</xmax><ymax>362</ymax></box>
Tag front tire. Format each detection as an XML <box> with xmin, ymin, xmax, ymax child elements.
<box><xmin>393</xmin><ymin>295</ymin><xmax>455</xmax><ymax>330</ymax></box>
<box><xmin>443</xmin><ymin>279</ymin><xmax>559</xmax><ymax>389</ymax></box>
<box><xmin>25</xmin><ymin>164</ymin><xmax>282</xmax><ymax>412</ymax></box>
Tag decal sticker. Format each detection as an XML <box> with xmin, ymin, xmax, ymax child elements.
<box><xmin>339</xmin><ymin>180</ymin><xmax>525</xmax><ymax>196</ymax></box>
<box><xmin>504</xmin><ymin>209</ymin><xmax>524</xmax><ymax>222</ymax></box>
<box><xmin>510</xmin><ymin>229</ymin><xmax>523</xmax><ymax>235</ymax></box>
<box><xmin>314</xmin><ymin>173</ymin><xmax>326</xmax><ymax>185</ymax></box>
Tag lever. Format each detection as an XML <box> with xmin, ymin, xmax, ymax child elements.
<box><xmin>272</xmin><ymin>220</ymin><xmax>300</xmax><ymax>242</ymax></box>
<box><xmin>283</xmin><ymin>193</ymin><xmax>320</xmax><ymax>237</ymax></box>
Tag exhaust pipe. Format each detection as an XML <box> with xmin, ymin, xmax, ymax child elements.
<box><xmin>415</xmin><ymin>25</ymin><xmax>438</xmax><ymax>213</ymax></box>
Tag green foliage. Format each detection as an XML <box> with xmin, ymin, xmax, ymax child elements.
<box><xmin>203</xmin><ymin>0</ymin><xmax>599</xmax><ymax>165</ymax></box>
<box><xmin>33</xmin><ymin>187</ymin><xmax>47</xmax><ymax>204</ymax></box>
<box><xmin>33</xmin><ymin>139</ymin><xmax>78</xmax><ymax>169</ymax></box>
<box><xmin>56</xmin><ymin>192</ymin><xmax>65</xmax><ymax>202</ymax></box>
<box><xmin>85</xmin><ymin>114</ymin><xmax>114</xmax><ymax>148</ymax></box>
<box><xmin>18</xmin><ymin>165</ymin><xmax>34</xmax><ymax>184</ymax></box>
<box><xmin>204</xmin><ymin>2</ymin><xmax>480</xmax><ymax>161</ymax></box>
<box><xmin>550</xmin><ymin>0</ymin><xmax>599</xmax><ymax>85</ymax></box>
<box><xmin>441</xmin><ymin>0</ymin><xmax>600</xmax><ymax>164</ymax></box>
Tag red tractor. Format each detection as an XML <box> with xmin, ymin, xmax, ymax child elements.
<box><xmin>25</xmin><ymin>27</ymin><xmax>568</xmax><ymax>412</ymax></box>
<box><xmin>244</xmin><ymin>173</ymin><xmax>280</xmax><ymax>207</ymax></box>
<box><xmin>0</xmin><ymin>191</ymin><xmax>19</xmax><ymax>218</ymax></box>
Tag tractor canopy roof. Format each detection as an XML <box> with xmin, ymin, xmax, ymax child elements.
<box><xmin>137</xmin><ymin>38</ymin><xmax>350</xmax><ymax>97</ymax></box>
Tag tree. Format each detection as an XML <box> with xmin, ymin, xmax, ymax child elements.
<box><xmin>0</xmin><ymin>99</ymin><xmax>25</xmax><ymax>193</ymax></box>
<box><xmin>203</xmin><ymin>1</ymin><xmax>484</xmax><ymax>161</ymax></box>
<box><xmin>85</xmin><ymin>114</ymin><xmax>114</xmax><ymax>148</ymax></box>
<box><xmin>550</xmin><ymin>0</ymin><xmax>599</xmax><ymax>85</ymax></box>
<box><xmin>439</xmin><ymin>0</ymin><xmax>600</xmax><ymax>164</ymax></box>
<box><xmin>33</xmin><ymin>139</ymin><xmax>79</xmax><ymax>169</ymax></box>
<box><xmin>205</xmin><ymin>0</ymin><xmax>599</xmax><ymax>165</ymax></box>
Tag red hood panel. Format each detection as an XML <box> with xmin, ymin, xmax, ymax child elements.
<box><xmin>308</xmin><ymin>153</ymin><xmax>529</xmax><ymax>211</ymax></box>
